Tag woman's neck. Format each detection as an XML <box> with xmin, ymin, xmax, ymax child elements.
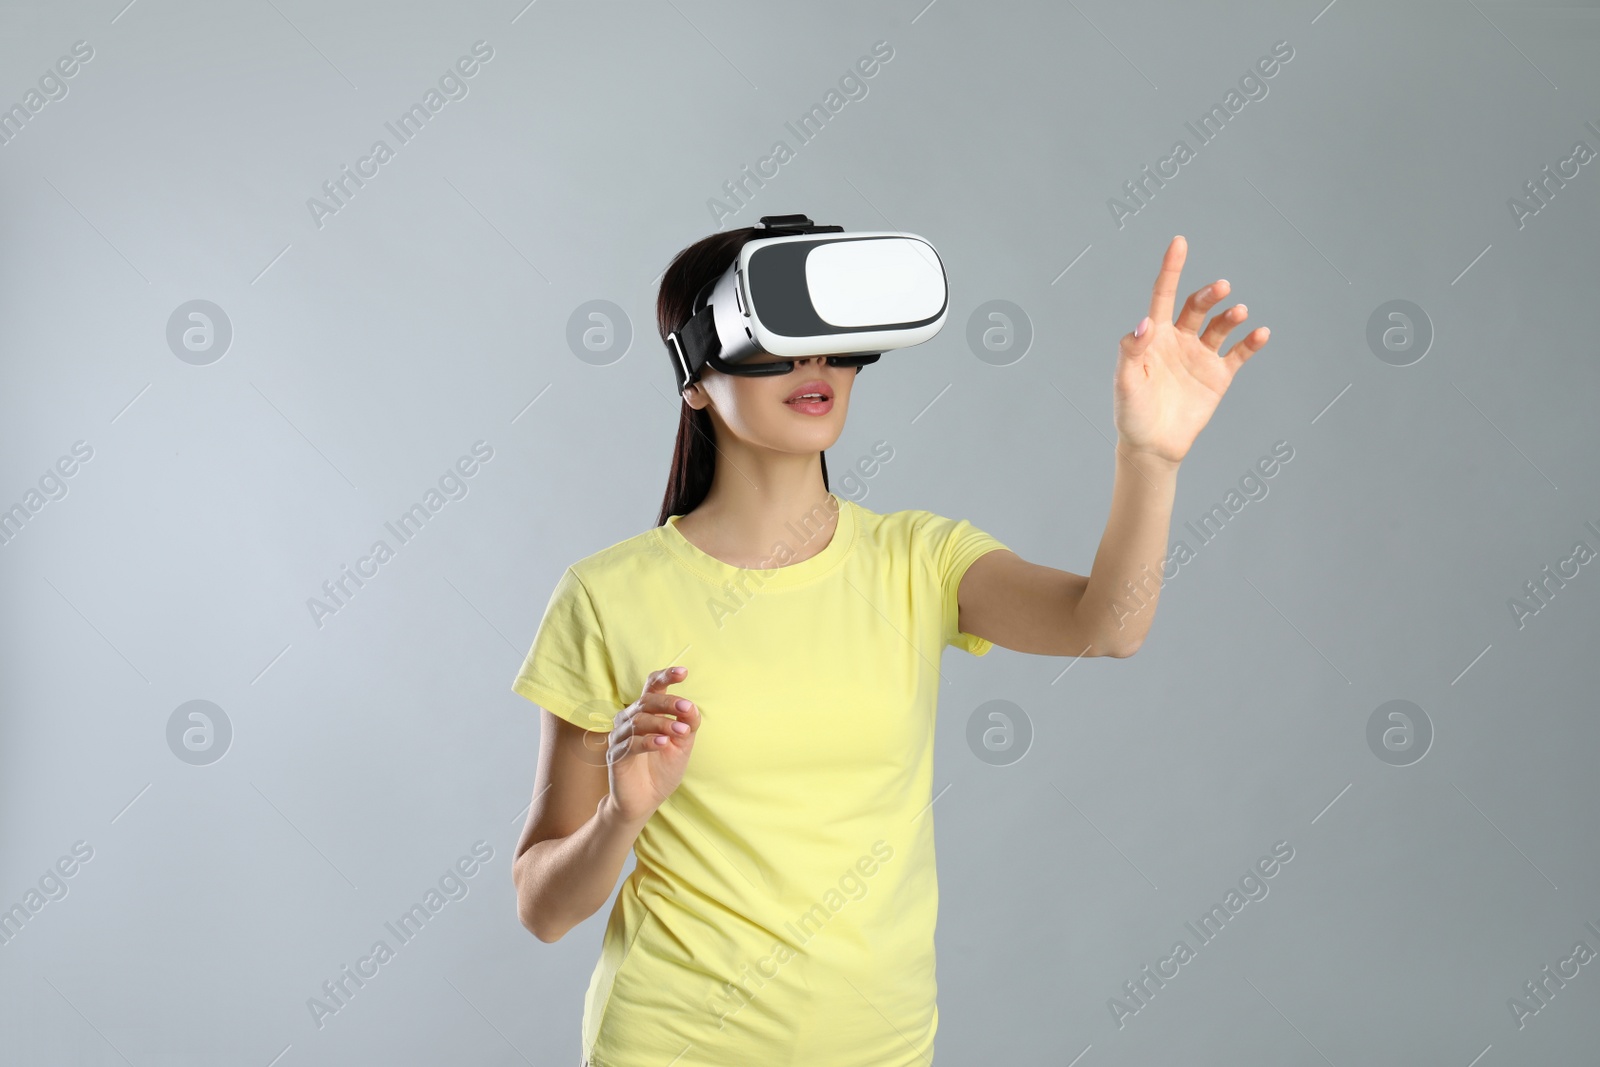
<box><xmin>674</xmin><ymin>471</ymin><xmax>837</xmax><ymax>570</ymax></box>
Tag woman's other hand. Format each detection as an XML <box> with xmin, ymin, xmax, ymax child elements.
<box><xmin>607</xmin><ymin>665</ymin><xmax>702</xmax><ymax>824</ymax></box>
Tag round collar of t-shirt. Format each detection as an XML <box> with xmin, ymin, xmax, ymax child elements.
<box><xmin>656</xmin><ymin>493</ymin><xmax>858</xmax><ymax>590</ymax></box>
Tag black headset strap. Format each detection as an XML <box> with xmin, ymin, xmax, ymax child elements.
<box><xmin>669</xmin><ymin>302</ymin><xmax>719</xmax><ymax>392</ymax></box>
<box><xmin>752</xmin><ymin>213</ymin><xmax>843</xmax><ymax>237</ymax></box>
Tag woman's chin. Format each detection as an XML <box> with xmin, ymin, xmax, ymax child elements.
<box><xmin>766</xmin><ymin>422</ymin><xmax>844</xmax><ymax>454</ymax></box>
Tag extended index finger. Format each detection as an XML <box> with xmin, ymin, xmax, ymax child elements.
<box><xmin>641</xmin><ymin>664</ymin><xmax>687</xmax><ymax>697</ymax></box>
<box><xmin>1149</xmin><ymin>235</ymin><xmax>1187</xmax><ymax>324</ymax></box>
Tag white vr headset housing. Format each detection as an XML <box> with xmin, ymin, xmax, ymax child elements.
<box><xmin>667</xmin><ymin>214</ymin><xmax>948</xmax><ymax>391</ymax></box>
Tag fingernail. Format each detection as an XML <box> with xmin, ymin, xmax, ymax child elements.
<box><xmin>1134</xmin><ymin>316</ymin><xmax>1149</xmax><ymax>338</ymax></box>
<box><xmin>672</xmin><ymin>721</ymin><xmax>689</xmax><ymax>733</ymax></box>
<box><xmin>676</xmin><ymin>698</ymin><xmax>692</xmax><ymax>712</ymax></box>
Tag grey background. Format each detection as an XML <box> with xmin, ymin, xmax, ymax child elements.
<box><xmin>2</xmin><ymin>0</ymin><xmax>1597</xmax><ymax>1064</ymax></box>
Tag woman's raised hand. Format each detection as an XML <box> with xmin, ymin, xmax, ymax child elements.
<box><xmin>1113</xmin><ymin>235</ymin><xmax>1271</xmax><ymax>467</ymax></box>
<box><xmin>606</xmin><ymin>665</ymin><xmax>702</xmax><ymax>825</ymax></box>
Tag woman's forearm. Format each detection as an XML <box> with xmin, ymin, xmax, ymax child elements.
<box><xmin>515</xmin><ymin>794</ymin><xmax>650</xmax><ymax>942</ymax></box>
<box><xmin>1074</xmin><ymin>442</ymin><xmax>1180</xmax><ymax>655</ymax></box>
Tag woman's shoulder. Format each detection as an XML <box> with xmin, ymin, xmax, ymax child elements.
<box><xmin>850</xmin><ymin>496</ymin><xmax>1010</xmax><ymax>567</ymax></box>
<box><xmin>564</xmin><ymin>522</ymin><xmax>670</xmax><ymax>582</ymax></box>
<box><xmin>845</xmin><ymin>496</ymin><xmax>964</xmax><ymax>533</ymax></box>
<box><xmin>844</xmin><ymin>496</ymin><xmax>969</xmax><ymax>554</ymax></box>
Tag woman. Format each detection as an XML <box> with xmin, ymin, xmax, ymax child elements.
<box><xmin>511</xmin><ymin>227</ymin><xmax>1268</xmax><ymax>1067</ymax></box>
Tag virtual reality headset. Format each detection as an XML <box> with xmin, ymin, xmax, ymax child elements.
<box><xmin>666</xmin><ymin>214</ymin><xmax>948</xmax><ymax>392</ymax></box>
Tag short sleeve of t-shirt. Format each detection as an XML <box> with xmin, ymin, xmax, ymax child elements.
<box><xmin>917</xmin><ymin>511</ymin><xmax>1012</xmax><ymax>657</ymax></box>
<box><xmin>511</xmin><ymin>567</ymin><xmax>622</xmax><ymax>732</ymax></box>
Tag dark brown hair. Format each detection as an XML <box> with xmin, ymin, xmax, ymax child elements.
<box><xmin>655</xmin><ymin>227</ymin><xmax>841</xmax><ymax>526</ymax></box>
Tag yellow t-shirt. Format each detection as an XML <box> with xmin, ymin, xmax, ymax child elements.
<box><xmin>512</xmin><ymin>492</ymin><xmax>1009</xmax><ymax>1067</ymax></box>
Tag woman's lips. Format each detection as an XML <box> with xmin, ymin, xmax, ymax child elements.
<box><xmin>784</xmin><ymin>378</ymin><xmax>833</xmax><ymax>415</ymax></box>
<box><xmin>784</xmin><ymin>378</ymin><xmax>832</xmax><ymax>402</ymax></box>
<box><xmin>784</xmin><ymin>395</ymin><xmax>833</xmax><ymax>415</ymax></box>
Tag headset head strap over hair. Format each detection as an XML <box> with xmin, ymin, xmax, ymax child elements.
<box><xmin>751</xmin><ymin>213</ymin><xmax>844</xmax><ymax>237</ymax></box>
<box><xmin>666</xmin><ymin>213</ymin><xmax>944</xmax><ymax>392</ymax></box>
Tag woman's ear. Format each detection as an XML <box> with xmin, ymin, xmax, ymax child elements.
<box><xmin>682</xmin><ymin>382</ymin><xmax>708</xmax><ymax>410</ymax></box>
